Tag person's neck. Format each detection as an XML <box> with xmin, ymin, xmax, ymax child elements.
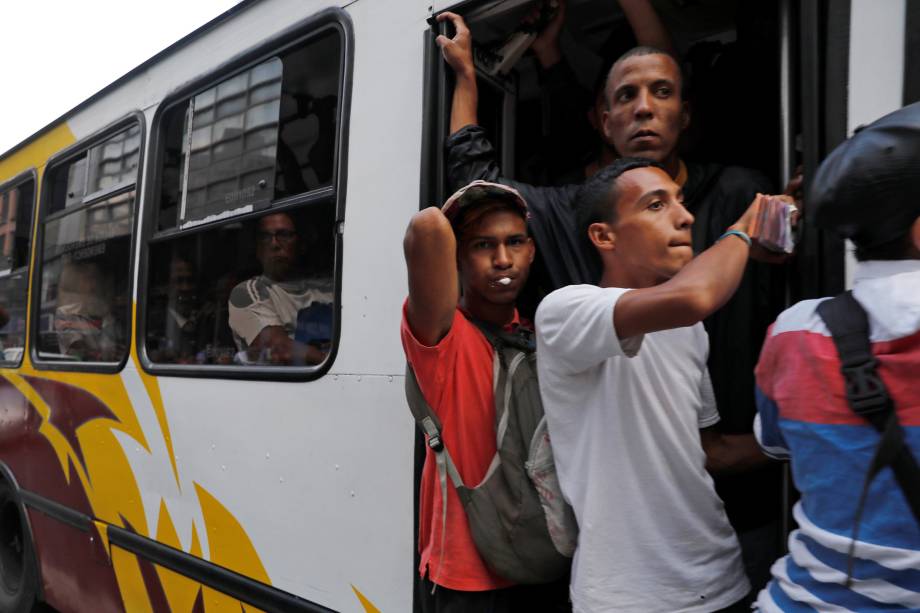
<box><xmin>264</xmin><ymin>269</ymin><xmax>301</xmax><ymax>283</ymax></box>
<box><xmin>661</xmin><ymin>152</ymin><xmax>681</xmax><ymax>180</ymax></box>
<box><xmin>460</xmin><ymin>294</ymin><xmax>516</xmax><ymax>327</ymax></box>
<box><xmin>598</xmin><ymin>261</ymin><xmax>661</xmax><ymax>290</ymax></box>
<box><xmin>592</xmin><ymin>147</ymin><xmax>619</xmax><ymax>175</ymax></box>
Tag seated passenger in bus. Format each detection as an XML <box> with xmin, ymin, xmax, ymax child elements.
<box><xmin>146</xmin><ymin>254</ymin><xmax>217</xmax><ymax>364</ymax></box>
<box><xmin>402</xmin><ymin>180</ymin><xmax>568</xmax><ymax>612</ymax></box>
<box><xmin>228</xmin><ymin>211</ymin><xmax>332</xmax><ymax>366</ymax></box>
<box><xmin>54</xmin><ymin>259</ymin><xmax>123</xmax><ymax>362</ymax></box>
<box><xmin>438</xmin><ymin>9</ymin><xmax>787</xmax><ymax>589</ymax></box>
<box><xmin>536</xmin><ymin>158</ymin><xmax>790</xmax><ymax>611</ymax></box>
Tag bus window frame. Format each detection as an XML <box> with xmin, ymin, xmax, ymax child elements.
<box><xmin>30</xmin><ymin>112</ymin><xmax>146</xmax><ymax>374</ymax></box>
<box><xmin>136</xmin><ymin>7</ymin><xmax>353</xmax><ymax>382</ymax></box>
<box><xmin>0</xmin><ymin>168</ymin><xmax>39</xmax><ymax>369</ymax></box>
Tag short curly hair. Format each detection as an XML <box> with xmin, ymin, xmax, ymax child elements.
<box><xmin>575</xmin><ymin>157</ymin><xmax>665</xmax><ymax>250</ymax></box>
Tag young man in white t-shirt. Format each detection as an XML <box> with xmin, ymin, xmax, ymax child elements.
<box><xmin>536</xmin><ymin>157</ymin><xmax>785</xmax><ymax>612</ymax></box>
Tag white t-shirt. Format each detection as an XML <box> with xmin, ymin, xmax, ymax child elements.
<box><xmin>535</xmin><ymin>285</ymin><xmax>749</xmax><ymax>613</ymax></box>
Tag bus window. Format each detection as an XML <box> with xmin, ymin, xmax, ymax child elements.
<box><xmin>35</xmin><ymin>124</ymin><xmax>139</xmax><ymax>365</ymax></box>
<box><xmin>144</xmin><ymin>25</ymin><xmax>343</xmax><ymax>372</ymax></box>
<box><xmin>0</xmin><ymin>175</ymin><xmax>35</xmax><ymax>365</ymax></box>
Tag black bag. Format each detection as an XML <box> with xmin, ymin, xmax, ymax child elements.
<box><xmin>405</xmin><ymin>319</ymin><xmax>576</xmax><ymax>585</ymax></box>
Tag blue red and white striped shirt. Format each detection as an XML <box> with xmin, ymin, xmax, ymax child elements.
<box><xmin>754</xmin><ymin>259</ymin><xmax>920</xmax><ymax>612</ymax></box>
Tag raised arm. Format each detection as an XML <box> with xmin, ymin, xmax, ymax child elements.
<box><xmin>404</xmin><ymin>207</ymin><xmax>460</xmax><ymax>346</ymax></box>
<box><xmin>614</xmin><ymin>195</ymin><xmax>785</xmax><ymax>339</ymax></box>
<box><xmin>619</xmin><ymin>0</ymin><xmax>674</xmax><ymax>55</ymax></box>
<box><xmin>529</xmin><ymin>0</ymin><xmax>567</xmax><ymax>69</ymax></box>
<box><xmin>437</xmin><ymin>12</ymin><xmax>478</xmax><ymax>135</ymax></box>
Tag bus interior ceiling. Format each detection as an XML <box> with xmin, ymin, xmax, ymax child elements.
<box><xmin>460</xmin><ymin>0</ymin><xmax>786</xmax><ymax>191</ymax></box>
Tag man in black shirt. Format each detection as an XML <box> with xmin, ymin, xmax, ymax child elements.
<box><xmin>436</xmin><ymin>10</ymin><xmax>786</xmax><ymax>590</ymax></box>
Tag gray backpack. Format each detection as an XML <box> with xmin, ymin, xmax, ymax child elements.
<box><xmin>405</xmin><ymin>318</ymin><xmax>577</xmax><ymax>584</ymax></box>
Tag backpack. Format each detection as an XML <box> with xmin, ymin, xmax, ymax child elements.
<box><xmin>816</xmin><ymin>291</ymin><xmax>920</xmax><ymax>580</ymax></box>
<box><xmin>405</xmin><ymin>317</ymin><xmax>577</xmax><ymax>585</ymax></box>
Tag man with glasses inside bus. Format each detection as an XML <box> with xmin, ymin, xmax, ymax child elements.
<box><xmin>437</xmin><ymin>9</ymin><xmax>787</xmax><ymax>589</ymax></box>
<box><xmin>229</xmin><ymin>211</ymin><xmax>333</xmax><ymax>366</ymax></box>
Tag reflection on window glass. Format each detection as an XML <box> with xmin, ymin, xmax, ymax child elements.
<box><xmin>0</xmin><ymin>179</ymin><xmax>34</xmax><ymax>363</ymax></box>
<box><xmin>0</xmin><ymin>271</ymin><xmax>28</xmax><ymax>363</ymax></box>
<box><xmin>157</xmin><ymin>28</ymin><xmax>342</xmax><ymax>230</ymax></box>
<box><xmin>50</xmin><ymin>125</ymin><xmax>140</xmax><ymax>215</ymax></box>
<box><xmin>182</xmin><ymin>57</ymin><xmax>283</xmax><ymax>225</ymax></box>
<box><xmin>37</xmin><ymin>191</ymin><xmax>134</xmax><ymax>362</ymax></box>
<box><xmin>63</xmin><ymin>157</ymin><xmax>88</xmax><ymax>209</ymax></box>
<box><xmin>88</xmin><ymin>125</ymin><xmax>141</xmax><ymax>194</ymax></box>
<box><xmin>146</xmin><ymin>202</ymin><xmax>335</xmax><ymax>367</ymax></box>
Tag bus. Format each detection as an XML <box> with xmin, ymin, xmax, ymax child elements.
<box><xmin>0</xmin><ymin>0</ymin><xmax>915</xmax><ymax>611</ymax></box>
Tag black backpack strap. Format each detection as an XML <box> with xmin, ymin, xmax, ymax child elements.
<box><xmin>817</xmin><ymin>292</ymin><xmax>895</xmax><ymax>429</ymax></box>
<box><xmin>816</xmin><ymin>292</ymin><xmax>920</xmax><ymax>536</ymax></box>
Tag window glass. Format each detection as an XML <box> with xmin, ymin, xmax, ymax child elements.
<box><xmin>63</xmin><ymin>156</ymin><xmax>88</xmax><ymax>210</ymax></box>
<box><xmin>87</xmin><ymin>124</ymin><xmax>141</xmax><ymax>194</ymax></box>
<box><xmin>147</xmin><ymin>25</ymin><xmax>343</xmax><ymax>372</ymax></box>
<box><xmin>147</xmin><ymin>202</ymin><xmax>335</xmax><ymax>366</ymax></box>
<box><xmin>182</xmin><ymin>57</ymin><xmax>283</xmax><ymax>225</ymax></box>
<box><xmin>49</xmin><ymin>125</ymin><xmax>140</xmax><ymax>217</ymax></box>
<box><xmin>157</xmin><ymin>28</ymin><xmax>342</xmax><ymax>230</ymax></box>
<box><xmin>37</xmin><ymin>123</ymin><xmax>138</xmax><ymax>364</ymax></box>
<box><xmin>0</xmin><ymin>179</ymin><xmax>35</xmax><ymax>363</ymax></box>
<box><xmin>274</xmin><ymin>30</ymin><xmax>340</xmax><ymax>198</ymax></box>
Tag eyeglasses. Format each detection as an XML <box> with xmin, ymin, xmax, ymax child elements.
<box><xmin>257</xmin><ymin>229</ymin><xmax>298</xmax><ymax>245</ymax></box>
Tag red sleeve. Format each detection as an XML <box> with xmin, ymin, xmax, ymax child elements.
<box><xmin>400</xmin><ymin>300</ymin><xmax>466</xmax><ymax>413</ymax></box>
<box><xmin>754</xmin><ymin>323</ymin><xmax>778</xmax><ymax>399</ymax></box>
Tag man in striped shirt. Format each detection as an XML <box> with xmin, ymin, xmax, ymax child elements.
<box><xmin>754</xmin><ymin>102</ymin><xmax>920</xmax><ymax>611</ymax></box>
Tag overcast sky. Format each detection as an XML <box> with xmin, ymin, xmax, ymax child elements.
<box><xmin>0</xmin><ymin>0</ymin><xmax>242</xmax><ymax>154</ymax></box>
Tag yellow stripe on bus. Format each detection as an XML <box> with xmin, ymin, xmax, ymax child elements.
<box><xmin>0</xmin><ymin>123</ymin><xmax>75</xmax><ymax>183</ymax></box>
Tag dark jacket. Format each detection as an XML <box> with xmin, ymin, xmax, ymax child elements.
<box><xmin>446</xmin><ymin>124</ymin><xmax>784</xmax><ymax>530</ymax></box>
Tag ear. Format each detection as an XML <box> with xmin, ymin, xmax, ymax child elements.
<box><xmin>680</xmin><ymin>100</ymin><xmax>691</xmax><ymax>132</ymax></box>
<box><xmin>911</xmin><ymin>216</ymin><xmax>920</xmax><ymax>253</ymax></box>
<box><xmin>587</xmin><ymin>107</ymin><xmax>599</xmax><ymax>132</ymax></box>
<box><xmin>525</xmin><ymin>237</ymin><xmax>536</xmax><ymax>265</ymax></box>
<box><xmin>587</xmin><ymin>222</ymin><xmax>616</xmax><ymax>252</ymax></box>
<box><xmin>601</xmin><ymin>108</ymin><xmax>613</xmax><ymax>142</ymax></box>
